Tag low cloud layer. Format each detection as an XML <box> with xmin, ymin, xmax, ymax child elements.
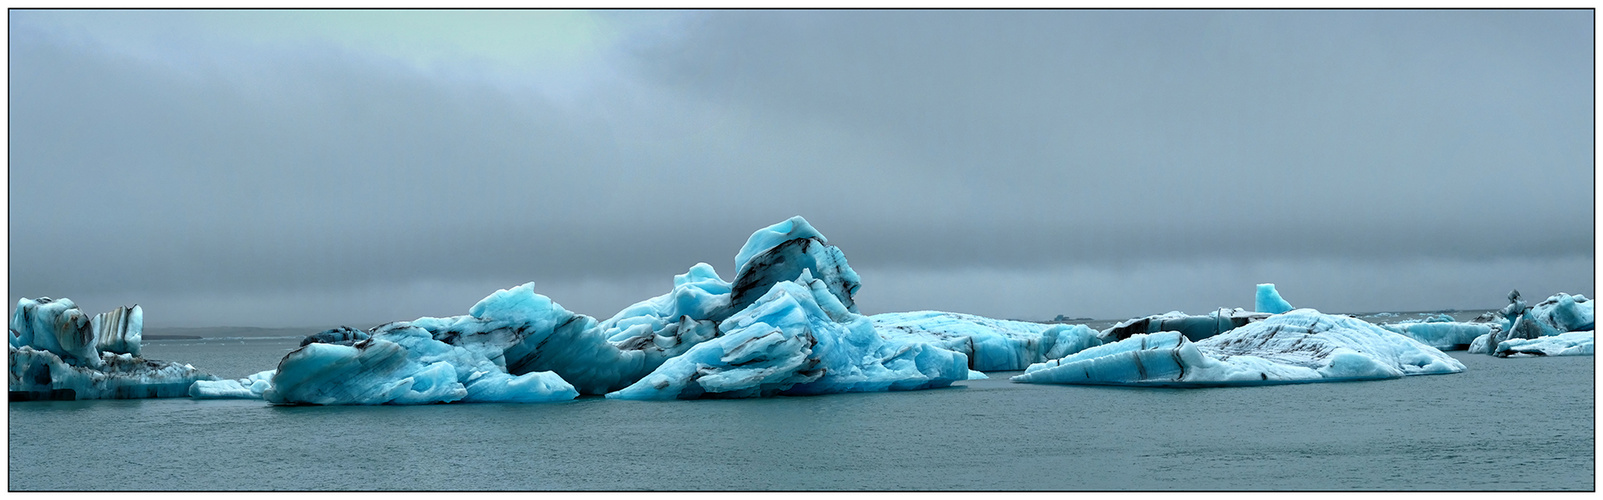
<box><xmin>9</xmin><ymin>10</ymin><xmax>1593</xmax><ymax>328</ymax></box>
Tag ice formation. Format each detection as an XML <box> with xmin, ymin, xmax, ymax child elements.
<box><xmin>607</xmin><ymin>272</ymin><xmax>970</xmax><ymax>400</ymax></box>
<box><xmin>1468</xmin><ymin>291</ymin><xmax>1595</xmax><ymax>357</ymax></box>
<box><xmin>9</xmin><ymin>298</ymin><xmax>213</xmax><ymax>400</ymax></box>
<box><xmin>253</xmin><ymin>216</ymin><xmax>987</xmax><ymax>404</ymax></box>
<box><xmin>1102</xmin><ymin>308</ymin><xmax>1270</xmax><ymax>343</ymax></box>
<box><xmin>1255</xmin><ymin>283</ymin><xmax>1294</xmax><ymax>314</ymax></box>
<box><xmin>1013</xmin><ymin>309</ymin><xmax>1465</xmax><ymax>387</ymax></box>
<box><xmin>871</xmin><ymin>311</ymin><xmax>1102</xmax><ymax>371</ymax></box>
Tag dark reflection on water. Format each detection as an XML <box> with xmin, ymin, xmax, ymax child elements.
<box><xmin>9</xmin><ymin>344</ymin><xmax>1594</xmax><ymax>490</ymax></box>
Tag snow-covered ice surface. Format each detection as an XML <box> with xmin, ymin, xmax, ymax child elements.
<box><xmin>1013</xmin><ymin>309</ymin><xmax>1465</xmax><ymax>387</ymax></box>
<box><xmin>871</xmin><ymin>311</ymin><xmax>1101</xmax><ymax>371</ymax></box>
<box><xmin>9</xmin><ymin>297</ymin><xmax>214</xmax><ymax>400</ymax></box>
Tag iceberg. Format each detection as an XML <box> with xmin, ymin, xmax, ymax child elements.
<box><xmin>190</xmin><ymin>370</ymin><xmax>275</xmax><ymax>399</ymax></box>
<box><xmin>9</xmin><ymin>298</ymin><xmax>214</xmax><ymax>400</ymax></box>
<box><xmin>1469</xmin><ymin>291</ymin><xmax>1595</xmax><ymax>357</ymax></box>
<box><xmin>1103</xmin><ymin>308</ymin><xmax>1270</xmax><ymax>343</ymax></box>
<box><xmin>872</xmin><ymin>311</ymin><xmax>1101</xmax><ymax>371</ymax></box>
<box><xmin>1013</xmin><ymin>309</ymin><xmax>1465</xmax><ymax>387</ymax></box>
<box><xmin>607</xmin><ymin>271</ymin><xmax>970</xmax><ymax>400</ymax></box>
<box><xmin>1487</xmin><ymin>331</ymin><xmax>1594</xmax><ymax>357</ymax></box>
<box><xmin>1255</xmin><ymin>283</ymin><xmax>1294</xmax><ymax>314</ymax></box>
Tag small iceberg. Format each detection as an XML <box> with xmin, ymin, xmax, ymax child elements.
<box><xmin>1102</xmin><ymin>308</ymin><xmax>1270</xmax><ymax>343</ymax></box>
<box><xmin>1378</xmin><ymin>314</ymin><xmax>1492</xmax><ymax>351</ymax></box>
<box><xmin>1255</xmin><ymin>283</ymin><xmax>1294</xmax><ymax>314</ymax></box>
<box><xmin>1012</xmin><ymin>309</ymin><xmax>1464</xmax><ymax>387</ymax></box>
<box><xmin>9</xmin><ymin>298</ymin><xmax>214</xmax><ymax>400</ymax></box>
<box><xmin>1468</xmin><ymin>291</ymin><xmax>1594</xmax><ymax>357</ymax></box>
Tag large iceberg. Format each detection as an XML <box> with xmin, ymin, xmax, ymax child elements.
<box><xmin>247</xmin><ymin>216</ymin><xmax>988</xmax><ymax>404</ymax></box>
<box><xmin>1013</xmin><ymin>309</ymin><xmax>1465</xmax><ymax>387</ymax></box>
<box><xmin>9</xmin><ymin>298</ymin><xmax>214</xmax><ymax>400</ymax></box>
<box><xmin>872</xmin><ymin>311</ymin><xmax>1102</xmax><ymax>371</ymax></box>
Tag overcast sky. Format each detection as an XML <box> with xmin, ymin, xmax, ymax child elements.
<box><xmin>8</xmin><ymin>9</ymin><xmax>1595</xmax><ymax>328</ymax></box>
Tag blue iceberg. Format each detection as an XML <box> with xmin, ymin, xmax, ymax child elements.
<box><xmin>1255</xmin><ymin>283</ymin><xmax>1294</xmax><ymax>314</ymax></box>
<box><xmin>871</xmin><ymin>311</ymin><xmax>1102</xmax><ymax>371</ymax></box>
<box><xmin>1012</xmin><ymin>309</ymin><xmax>1465</xmax><ymax>387</ymax></box>
<box><xmin>9</xmin><ymin>298</ymin><xmax>214</xmax><ymax>400</ymax></box>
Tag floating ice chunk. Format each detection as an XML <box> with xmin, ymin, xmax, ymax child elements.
<box><xmin>298</xmin><ymin>326</ymin><xmax>369</xmax><ymax>347</ymax></box>
<box><xmin>608</xmin><ymin>274</ymin><xmax>969</xmax><ymax>400</ymax></box>
<box><xmin>1103</xmin><ymin>308</ymin><xmax>1269</xmax><ymax>343</ymax></box>
<box><xmin>1379</xmin><ymin>322</ymin><xmax>1493</xmax><ymax>350</ymax></box>
<box><xmin>1492</xmin><ymin>331</ymin><xmax>1594</xmax><ymax>357</ymax></box>
<box><xmin>263</xmin><ymin>323</ymin><xmax>576</xmax><ymax>405</ymax></box>
<box><xmin>1014</xmin><ymin>309</ymin><xmax>1464</xmax><ymax>387</ymax></box>
<box><xmin>730</xmin><ymin>216</ymin><xmax>862</xmax><ymax>314</ymax></box>
<box><xmin>871</xmin><ymin>311</ymin><xmax>1102</xmax><ymax>371</ymax></box>
<box><xmin>190</xmin><ymin>370</ymin><xmax>275</xmax><ymax>399</ymax></box>
<box><xmin>1255</xmin><ymin>283</ymin><xmax>1294</xmax><ymax>314</ymax></box>
<box><xmin>9</xmin><ymin>297</ymin><xmax>213</xmax><ymax>400</ymax></box>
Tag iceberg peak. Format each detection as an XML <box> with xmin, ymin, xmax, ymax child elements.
<box><xmin>733</xmin><ymin>216</ymin><xmax>826</xmax><ymax>273</ymax></box>
<box><xmin>1256</xmin><ymin>283</ymin><xmax>1294</xmax><ymax>314</ymax></box>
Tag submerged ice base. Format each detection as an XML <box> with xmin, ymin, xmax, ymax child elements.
<box><xmin>1013</xmin><ymin>309</ymin><xmax>1464</xmax><ymax>387</ymax></box>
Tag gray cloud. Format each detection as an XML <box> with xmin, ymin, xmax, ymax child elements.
<box><xmin>8</xmin><ymin>10</ymin><xmax>1593</xmax><ymax>328</ymax></box>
